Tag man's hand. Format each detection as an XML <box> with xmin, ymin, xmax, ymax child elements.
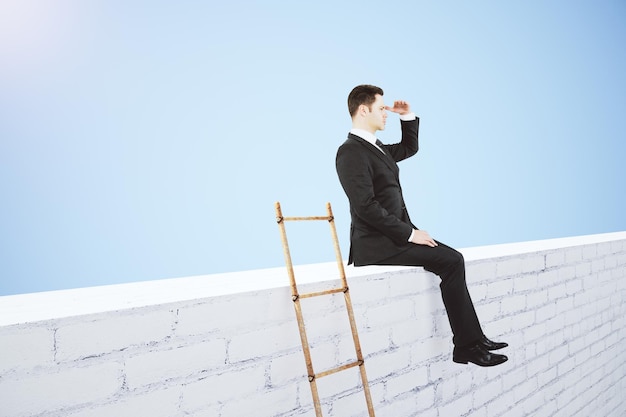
<box><xmin>409</xmin><ymin>229</ymin><xmax>438</xmax><ymax>247</ymax></box>
<box><xmin>385</xmin><ymin>100</ymin><xmax>411</xmax><ymax>116</ymax></box>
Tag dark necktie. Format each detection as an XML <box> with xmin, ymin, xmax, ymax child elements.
<box><xmin>375</xmin><ymin>139</ymin><xmax>386</xmax><ymax>154</ymax></box>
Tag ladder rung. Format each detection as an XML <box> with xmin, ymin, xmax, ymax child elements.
<box><xmin>299</xmin><ymin>287</ymin><xmax>347</xmax><ymax>299</ymax></box>
<box><xmin>281</xmin><ymin>215</ymin><xmax>333</xmax><ymax>222</ymax></box>
<box><xmin>315</xmin><ymin>359</ymin><xmax>363</xmax><ymax>380</ymax></box>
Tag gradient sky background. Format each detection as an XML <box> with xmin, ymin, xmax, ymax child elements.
<box><xmin>1</xmin><ymin>1</ymin><xmax>625</xmax><ymax>295</ymax></box>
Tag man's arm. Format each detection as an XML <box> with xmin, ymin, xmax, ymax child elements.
<box><xmin>336</xmin><ymin>145</ymin><xmax>414</xmax><ymax>246</ymax></box>
<box><xmin>386</xmin><ymin>101</ymin><xmax>435</xmax><ymax>247</ymax></box>
<box><xmin>383</xmin><ymin>101</ymin><xmax>419</xmax><ymax>162</ymax></box>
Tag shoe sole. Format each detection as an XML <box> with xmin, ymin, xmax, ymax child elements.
<box><xmin>453</xmin><ymin>356</ymin><xmax>508</xmax><ymax>367</ymax></box>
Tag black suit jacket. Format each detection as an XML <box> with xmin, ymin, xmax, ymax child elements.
<box><xmin>336</xmin><ymin>118</ymin><xmax>420</xmax><ymax>265</ymax></box>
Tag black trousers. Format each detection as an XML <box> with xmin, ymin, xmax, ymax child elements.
<box><xmin>372</xmin><ymin>240</ymin><xmax>483</xmax><ymax>347</ymax></box>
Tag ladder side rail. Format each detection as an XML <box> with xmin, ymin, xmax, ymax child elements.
<box><xmin>275</xmin><ymin>202</ymin><xmax>323</xmax><ymax>417</ymax></box>
<box><xmin>343</xmin><ymin>289</ymin><xmax>376</xmax><ymax>417</ymax></box>
<box><xmin>327</xmin><ymin>202</ymin><xmax>376</xmax><ymax>417</ymax></box>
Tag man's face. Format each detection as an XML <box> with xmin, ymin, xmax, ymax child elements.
<box><xmin>364</xmin><ymin>94</ymin><xmax>387</xmax><ymax>132</ymax></box>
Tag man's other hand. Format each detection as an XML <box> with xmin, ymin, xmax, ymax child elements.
<box><xmin>410</xmin><ymin>229</ymin><xmax>438</xmax><ymax>247</ymax></box>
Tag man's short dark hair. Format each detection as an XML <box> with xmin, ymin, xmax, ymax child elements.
<box><xmin>348</xmin><ymin>84</ymin><xmax>384</xmax><ymax>117</ymax></box>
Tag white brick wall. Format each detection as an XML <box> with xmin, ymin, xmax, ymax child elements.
<box><xmin>0</xmin><ymin>232</ymin><xmax>625</xmax><ymax>417</ymax></box>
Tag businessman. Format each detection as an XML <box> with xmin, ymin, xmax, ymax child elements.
<box><xmin>335</xmin><ymin>84</ymin><xmax>508</xmax><ymax>367</ymax></box>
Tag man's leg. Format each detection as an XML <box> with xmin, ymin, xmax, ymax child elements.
<box><xmin>374</xmin><ymin>241</ymin><xmax>482</xmax><ymax>346</ymax></box>
<box><xmin>373</xmin><ymin>241</ymin><xmax>508</xmax><ymax>367</ymax></box>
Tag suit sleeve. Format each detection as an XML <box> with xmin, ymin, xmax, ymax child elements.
<box><xmin>385</xmin><ymin>117</ymin><xmax>419</xmax><ymax>162</ymax></box>
<box><xmin>336</xmin><ymin>145</ymin><xmax>414</xmax><ymax>245</ymax></box>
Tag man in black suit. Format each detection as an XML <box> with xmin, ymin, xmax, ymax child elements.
<box><xmin>335</xmin><ymin>84</ymin><xmax>508</xmax><ymax>367</ymax></box>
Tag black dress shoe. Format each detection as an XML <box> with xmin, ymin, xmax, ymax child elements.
<box><xmin>453</xmin><ymin>343</ymin><xmax>508</xmax><ymax>367</ymax></box>
<box><xmin>478</xmin><ymin>335</ymin><xmax>508</xmax><ymax>351</ymax></box>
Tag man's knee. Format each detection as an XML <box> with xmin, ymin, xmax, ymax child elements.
<box><xmin>438</xmin><ymin>249</ymin><xmax>465</xmax><ymax>283</ymax></box>
<box><xmin>453</xmin><ymin>250</ymin><xmax>464</xmax><ymax>267</ymax></box>
<box><xmin>443</xmin><ymin>248</ymin><xmax>464</xmax><ymax>268</ymax></box>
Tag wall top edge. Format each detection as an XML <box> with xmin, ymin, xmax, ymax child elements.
<box><xmin>460</xmin><ymin>231</ymin><xmax>626</xmax><ymax>261</ymax></box>
<box><xmin>1</xmin><ymin>231</ymin><xmax>624</xmax><ymax>327</ymax></box>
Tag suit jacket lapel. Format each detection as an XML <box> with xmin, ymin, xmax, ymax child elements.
<box><xmin>347</xmin><ymin>134</ymin><xmax>399</xmax><ymax>178</ymax></box>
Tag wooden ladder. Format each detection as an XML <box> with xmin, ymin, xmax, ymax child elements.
<box><xmin>274</xmin><ymin>201</ymin><xmax>375</xmax><ymax>417</ymax></box>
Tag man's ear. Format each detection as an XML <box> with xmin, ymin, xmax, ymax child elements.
<box><xmin>358</xmin><ymin>104</ymin><xmax>369</xmax><ymax>116</ymax></box>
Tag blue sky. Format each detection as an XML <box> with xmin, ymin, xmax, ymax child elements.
<box><xmin>1</xmin><ymin>1</ymin><xmax>625</xmax><ymax>295</ymax></box>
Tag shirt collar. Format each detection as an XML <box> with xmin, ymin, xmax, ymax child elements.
<box><xmin>349</xmin><ymin>128</ymin><xmax>378</xmax><ymax>146</ymax></box>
